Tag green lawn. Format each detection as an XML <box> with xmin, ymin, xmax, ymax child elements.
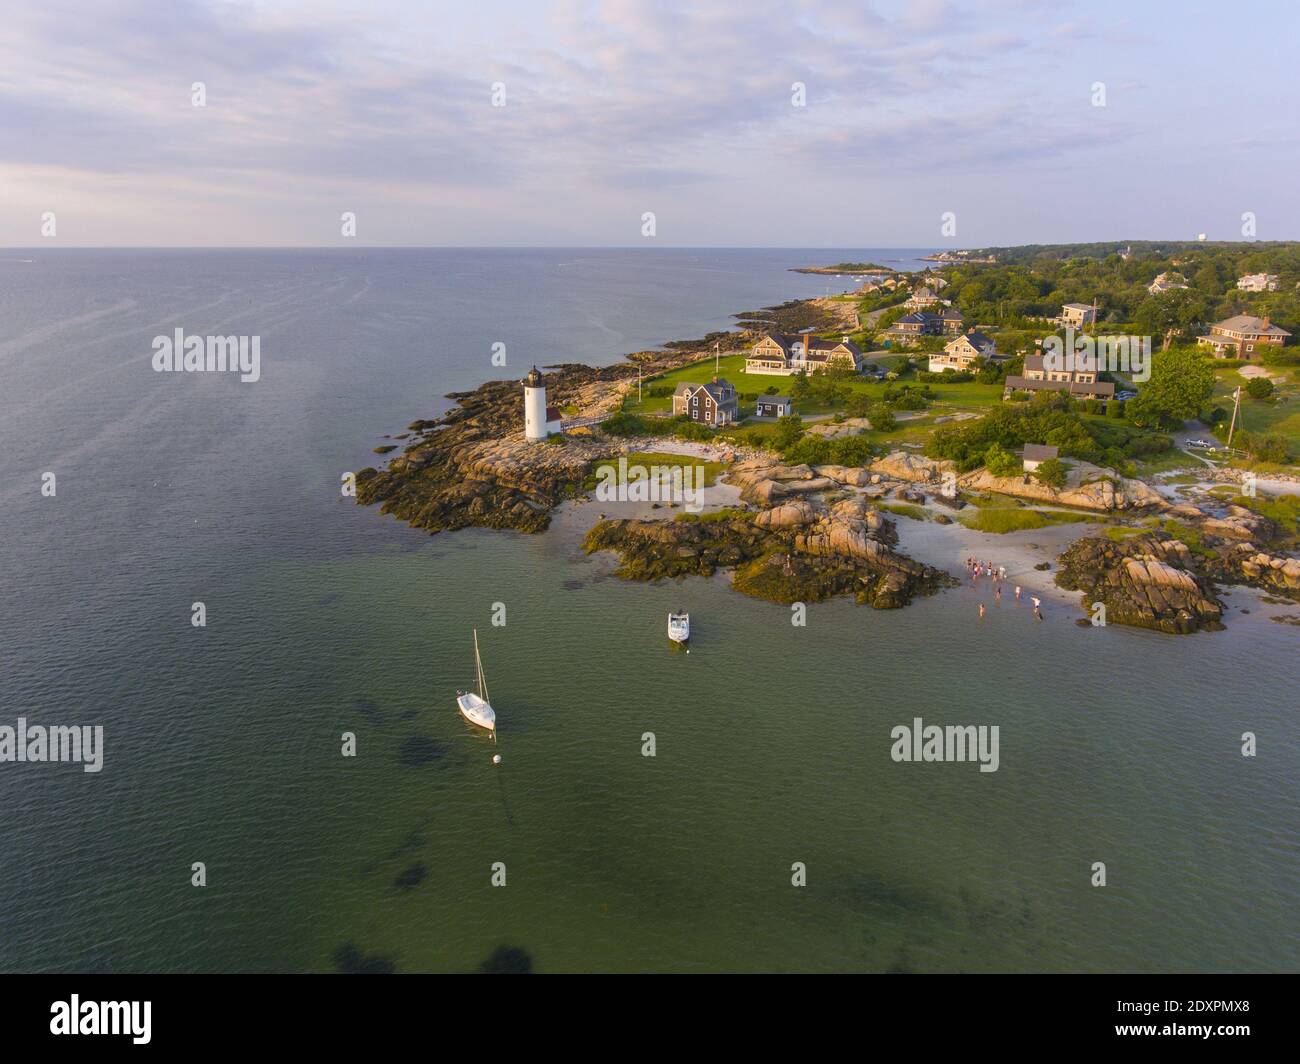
<box><xmin>960</xmin><ymin>507</ymin><xmax>1104</xmax><ymax>533</ymax></box>
<box><xmin>1210</xmin><ymin>365</ymin><xmax>1300</xmax><ymax>448</ymax></box>
<box><xmin>624</xmin><ymin>352</ymin><xmax>1005</xmax><ymax>420</ymax></box>
<box><xmin>623</xmin><ymin>451</ymin><xmax>724</xmax><ymax>486</ymax></box>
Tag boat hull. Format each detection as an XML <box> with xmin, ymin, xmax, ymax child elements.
<box><xmin>667</xmin><ymin>613</ymin><xmax>690</xmax><ymax>643</ymax></box>
<box><xmin>456</xmin><ymin>691</ymin><xmax>496</xmax><ymax>731</ymax></box>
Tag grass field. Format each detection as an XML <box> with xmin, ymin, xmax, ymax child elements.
<box><xmin>959</xmin><ymin>506</ymin><xmax>1105</xmax><ymax>533</ymax></box>
<box><xmin>1210</xmin><ymin>365</ymin><xmax>1300</xmax><ymax>448</ymax></box>
<box><xmin>624</xmin><ymin>353</ymin><xmax>1006</xmax><ymax>421</ymax></box>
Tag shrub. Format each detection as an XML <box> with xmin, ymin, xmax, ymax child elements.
<box><xmin>983</xmin><ymin>442</ymin><xmax>1021</xmax><ymax>478</ymax></box>
<box><xmin>1246</xmin><ymin>377</ymin><xmax>1274</xmax><ymax>400</ymax></box>
<box><xmin>1241</xmin><ymin>432</ymin><xmax>1290</xmax><ymax>464</ymax></box>
<box><xmin>601</xmin><ymin>411</ymin><xmax>652</xmax><ymax>436</ymax></box>
<box><xmin>1033</xmin><ymin>457</ymin><xmax>1069</xmax><ymax>489</ymax></box>
<box><xmin>868</xmin><ymin>403</ymin><xmax>897</xmax><ymax>433</ymax></box>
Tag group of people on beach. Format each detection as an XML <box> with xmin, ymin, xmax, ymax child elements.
<box><xmin>965</xmin><ymin>557</ymin><xmax>1043</xmax><ymax>621</ymax></box>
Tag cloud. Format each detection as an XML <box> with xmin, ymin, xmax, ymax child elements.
<box><xmin>0</xmin><ymin>0</ymin><xmax>1294</xmax><ymax>245</ymax></box>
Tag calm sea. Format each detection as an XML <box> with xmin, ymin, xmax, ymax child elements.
<box><xmin>0</xmin><ymin>248</ymin><xmax>1296</xmax><ymax>973</ymax></box>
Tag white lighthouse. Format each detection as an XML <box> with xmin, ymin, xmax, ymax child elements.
<box><xmin>523</xmin><ymin>366</ymin><xmax>562</xmax><ymax>441</ymax></box>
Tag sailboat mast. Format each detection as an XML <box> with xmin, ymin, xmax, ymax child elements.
<box><xmin>473</xmin><ymin>629</ymin><xmax>490</xmax><ymax>704</ymax></box>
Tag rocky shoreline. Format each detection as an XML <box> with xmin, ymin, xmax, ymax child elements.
<box><xmin>356</xmin><ymin>292</ymin><xmax>1299</xmax><ymax>634</ymax></box>
<box><xmin>583</xmin><ymin>494</ymin><xmax>956</xmax><ymax>608</ymax></box>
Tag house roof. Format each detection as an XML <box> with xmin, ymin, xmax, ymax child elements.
<box><xmin>1212</xmin><ymin>315</ymin><xmax>1291</xmax><ymax>337</ymax></box>
<box><xmin>949</xmin><ymin>330</ymin><xmax>993</xmax><ymax>350</ymax></box>
<box><xmin>675</xmin><ymin>379</ymin><xmax>735</xmax><ymax>402</ymax></box>
<box><xmin>1004</xmin><ymin>375</ymin><xmax>1115</xmax><ymax>398</ymax></box>
<box><xmin>1022</xmin><ymin>444</ymin><xmax>1059</xmax><ymax>461</ymax></box>
<box><xmin>751</xmin><ymin>332</ymin><xmax>861</xmax><ymax>358</ymax></box>
<box><xmin>895</xmin><ymin>311</ymin><xmax>940</xmax><ymax>325</ymax></box>
<box><xmin>758</xmin><ymin>395</ymin><xmax>791</xmax><ymax>404</ymax></box>
<box><xmin>1062</xmin><ymin>303</ymin><xmax>1094</xmax><ymax>312</ymax></box>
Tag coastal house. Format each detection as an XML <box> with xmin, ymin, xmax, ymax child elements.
<box><xmin>1197</xmin><ymin>315</ymin><xmax>1291</xmax><ymax>359</ymax></box>
<box><xmin>1237</xmin><ymin>273</ymin><xmax>1280</xmax><ymax>293</ymax></box>
<box><xmin>905</xmin><ymin>286</ymin><xmax>941</xmax><ymax>310</ymax></box>
<box><xmin>1003</xmin><ymin>352</ymin><xmax>1115</xmax><ymax>401</ymax></box>
<box><xmin>754</xmin><ymin>395</ymin><xmax>793</xmax><ymax>418</ymax></box>
<box><xmin>673</xmin><ymin>377</ymin><xmax>738</xmax><ymax>427</ymax></box>
<box><xmin>879</xmin><ymin>311</ymin><xmax>942</xmax><ymax>346</ymax></box>
<box><xmin>938</xmin><ymin>307</ymin><xmax>965</xmax><ymax>334</ymax></box>
<box><xmin>1057</xmin><ymin>303</ymin><xmax>1097</xmax><ymax>328</ymax></box>
<box><xmin>928</xmin><ymin>330</ymin><xmax>997</xmax><ymax>372</ymax></box>
<box><xmin>1148</xmin><ymin>271</ymin><xmax>1188</xmax><ymax>295</ymax></box>
<box><xmin>744</xmin><ymin>332</ymin><xmax>864</xmax><ymax>375</ymax></box>
<box><xmin>1021</xmin><ymin>444</ymin><xmax>1058</xmax><ymax>472</ymax></box>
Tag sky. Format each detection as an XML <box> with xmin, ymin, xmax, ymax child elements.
<box><xmin>2</xmin><ymin>0</ymin><xmax>1297</xmax><ymax>247</ymax></box>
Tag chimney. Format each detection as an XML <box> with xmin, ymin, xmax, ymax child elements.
<box><xmin>712</xmin><ymin>376</ymin><xmax>718</xmax><ymax>385</ymax></box>
<box><xmin>1262</xmin><ymin>316</ymin><xmax>1270</xmax><ymax>329</ymax></box>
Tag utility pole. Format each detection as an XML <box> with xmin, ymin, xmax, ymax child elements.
<box><xmin>1226</xmin><ymin>385</ymin><xmax>1242</xmax><ymax>449</ymax></box>
<box><xmin>638</xmin><ymin>363</ymin><xmax>642</xmax><ymax>404</ymax></box>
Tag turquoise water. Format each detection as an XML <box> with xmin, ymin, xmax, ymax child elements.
<box><xmin>1</xmin><ymin>249</ymin><xmax>1297</xmax><ymax>973</ymax></box>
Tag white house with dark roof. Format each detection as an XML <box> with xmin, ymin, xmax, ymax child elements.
<box><xmin>672</xmin><ymin>377</ymin><xmax>738</xmax><ymax>426</ymax></box>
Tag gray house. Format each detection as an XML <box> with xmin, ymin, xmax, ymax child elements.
<box><xmin>672</xmin><ymin>377</ymin><xmax>738</xmax><ymax>426</ymax></box>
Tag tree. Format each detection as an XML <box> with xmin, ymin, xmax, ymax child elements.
<box><xmin>1126</xmin><ymin>348</ymin><xmax>1215</xmax><ymax>430</ymax></box>
<box><xmin>1246</xmin><ymin>376</ymin><xmax>1274</xmax><ymax>399</ymax></box>
<box><xmin>983</xmin><ymin>442</ymin><xmax>1021</xmax><ymax>477</ymax></box>
<box><xmin>789</xmin><ymin>370</ymin><xmax>810</xmax><ymax>402</ymax></box>
<box><xmin>772</xmin><ymin>414</ymin><xmax>804</xmax><ymax>450</ymax></box>
<box><xmin>868</xmin><ymin>403</ymin><xmax>897</xmax><ymax>432</ymax></box>
<box><xmin>1133</xmin><ymin>289</ymin><xmax>1211</xmax><ymax>348</ymax></box>
<box><xmin>1033</xmin><ymin>457</ymin><xmax>1069</xmax><ymax>489</ymax></box>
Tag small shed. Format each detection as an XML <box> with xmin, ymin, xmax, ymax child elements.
<box><xmin>1022</xmin><ymin>443</ymin><xmax>1059</xmax><ymax>472</ymax></box>
<box><xmin>755</xmin><ymin>396</ymin><xmax>793</xmax><ymax>418</ymax></box>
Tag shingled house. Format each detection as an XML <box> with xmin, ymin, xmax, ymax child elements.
<box><xmin>744</xmin><ymin>332</ymin><xmax>864</xmax><ymax>375</ymax></box>
<box><xmin>928</xmin><ymin>330</ymin><xmax>997</xmax><ymax>372</ymax></box>
<box><xmin>1197</xmin><ymin>315</ymin><xmax>1291</xmax><ymax>359</ymax></box>
<box><xmin>673</xmin><ymin>378</ymin><xmax>738</xmax><ymax>426</ymax></box>
<box><xmin>1003</xmin><ymin>352</ymin><xmax>1115</xmax><ymax>401</ymax></box>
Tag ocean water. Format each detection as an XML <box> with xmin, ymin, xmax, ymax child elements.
<box><xmin>0</xmin><ymin>248</ymin><xmax>1297</xmax><ymax>973</ymax></box>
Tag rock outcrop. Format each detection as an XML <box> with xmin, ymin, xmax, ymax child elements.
<box><xmin>959</xmin><ymin>461</ymin><xmax>1165</xmax><ymax>512</ymax></box>
<box><xmin>869</xmin><ymin>451</ymin><xmax>955</xmax><ymax>484</ymax></box>
<box><xmin>584</xmin><ymin>496</ymin><xmax>954</xmax><ymax>608</ymax></box>
<box><xmin>1054</xmin><ymin>533</ymin><xmax>1224</xmax><ymax>633</ymax></box>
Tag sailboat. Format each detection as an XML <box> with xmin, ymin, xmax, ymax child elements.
<box><xmin>667</xmin><ymin>611</ymin><xmax>690</xmax><ymax>644</ymax></box>
<box><xmin>456</xmin><ymin>629</ymin><xmax>497</xmax><ymax>737</ymax></box>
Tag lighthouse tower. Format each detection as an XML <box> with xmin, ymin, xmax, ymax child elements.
<box><xmin>523</xmin><ymin>366</ymin><xmax>557</xmax><ymax>441</ymax></box>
